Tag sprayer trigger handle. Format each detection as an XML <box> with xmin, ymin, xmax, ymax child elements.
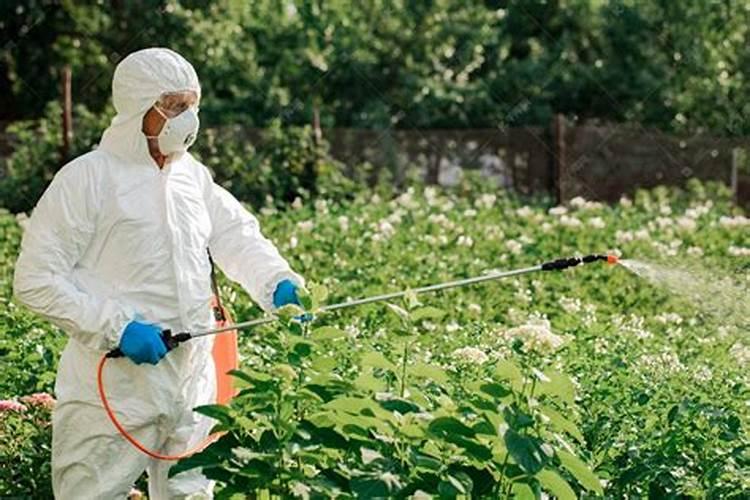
<box><xmin>160</xmin><ymin>329</ymin><xmax>192</xmax><ymax>352</ymax></box>
<box><xmin>105</xmin><ymin>348</ymin><xmax>124</xmax><ymax>358</ymax></box>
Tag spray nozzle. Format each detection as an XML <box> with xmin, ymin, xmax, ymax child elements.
<box><xmin>541</xmin><ymin>254</ymin><xmax>618</xmax><ymax>271</ymax></box>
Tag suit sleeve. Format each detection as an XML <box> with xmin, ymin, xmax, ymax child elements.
<box><xmin>204</xmin><ymin>176</ymin><xmax>305</xmax><ymax>312</ymax></box>
<box><xmin>13</xmin><ymin>161</ymin><xmax>136</xmax><ymax>351</ymax></box>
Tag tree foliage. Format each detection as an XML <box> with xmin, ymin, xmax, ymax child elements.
<box><xmin>1</xmin><ymin>0</ymin><xmax>747</xmax><ymax>134</ymax></box>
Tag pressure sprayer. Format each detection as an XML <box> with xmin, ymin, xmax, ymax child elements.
<box><xmin>97</xmin><ymin>253</ymin><xmax>618</xmax><ymax>460</ymax></box>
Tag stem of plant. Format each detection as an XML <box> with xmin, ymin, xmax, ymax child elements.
<box><xmin>399</xmin><ymin>339</ymin><xmax>409</xmax><ymax>398</ymax></box>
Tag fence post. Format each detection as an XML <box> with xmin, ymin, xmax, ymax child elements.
<box><xmin>553</xmin><ymin>113</ymin><xmax>566</xmax><ymax>204</ymax></box>
<box><xmin>61</xmin><ymin>65</ymin><xmax>73</xmax><ymax>164</ymax></box>
<box><xmin>731</xmin><ymin>147</ymin><xmax>740</xmax><ymax>205</ymax></box>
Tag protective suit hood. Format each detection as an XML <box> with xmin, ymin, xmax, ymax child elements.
<box><xmin>99</xmin><ymin>48</ymin><xmax>201</xmax><ymax>164</ymax></box>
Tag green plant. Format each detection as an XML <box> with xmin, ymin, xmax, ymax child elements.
<box><xmin>194</xmin><ymin>119</ymin><xmax>357</xmax><ymax>212</ymax></box>
<box><xmin>0</xmin><ymin>393</ymin><xmax>55</xmax><ymax>498</ymax></box>
<box><xmin>172</xmin><ymin>286</ymin><xmax>600</xmax><ymax>498</ymax></box>
<box><xmin>0</xmin><ymin>101</ymin><xmax>113</xmax><ymax>214</ymax></box>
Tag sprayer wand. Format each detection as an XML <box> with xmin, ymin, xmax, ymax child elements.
<box><xmin>105</xmin><ymin>253</ymin><xmax>617</xmax><ymax>358</ymax></box>
<box><xmin>98</xmin><ymin>252</ymin><xmax>618</xmax><ymax>461</ymax></box>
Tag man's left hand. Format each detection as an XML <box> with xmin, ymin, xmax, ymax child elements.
<box><xmin>273</xmin><ymin>279</ymin><xmax>313</xmax><ymax>322</ymax></box>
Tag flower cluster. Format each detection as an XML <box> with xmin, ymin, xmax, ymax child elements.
<box><xmin>499</xmin><ymin>318</ymin><xmax>567</xmax><ymax>354</ymax></box>
<box><xmin>451</xmin><ymin>346</ymin><xmax>490</xmax><ymax>365</ymax></box>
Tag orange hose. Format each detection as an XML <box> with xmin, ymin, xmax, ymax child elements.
<box><xmin>97</xmin><ymin>355</ymin><xmax>225</xmax><ymax>461</ymax></box>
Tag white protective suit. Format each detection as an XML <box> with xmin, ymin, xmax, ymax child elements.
<box><xmin>13</xmin><ymin>48</ymin><xmax>304</xmax><ymax>499</ymax></box>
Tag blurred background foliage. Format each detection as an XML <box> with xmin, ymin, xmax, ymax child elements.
<box><xmin>1</xmin><ymin>0</ymin><xmax>748</xmax><ymax>135</ymax></box>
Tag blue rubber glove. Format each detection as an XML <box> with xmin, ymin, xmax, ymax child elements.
<box><xmin>273</xmin><ymin>279</ymin><xmax>312</xmax><ymax>322</ymax></box>
<box><xmin>119</xmin><ymin>320</ymin><xmax>168</xmax><ymax>365</ymax></box>
<box><xmin>273</xmin><ymin>279</ymin><xmax>301</xmax><ymax>308</ymax></box>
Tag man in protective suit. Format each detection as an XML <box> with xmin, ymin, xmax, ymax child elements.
<box><xmin>13</xmin><ymin>48</ymin><xmax>305</xmax><ymax>499</ymax></box>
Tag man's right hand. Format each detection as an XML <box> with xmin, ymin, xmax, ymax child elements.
<box><xmin>119</xmin><ymin>321</ymin><xmax>168</xmax><ymax>365</ymax></box>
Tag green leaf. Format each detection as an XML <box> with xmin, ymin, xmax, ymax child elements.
<box><xmin>504</xmin><ymin>428</ymin><xmax>546</xmax><ymax>474</ymax></box>
<box><xmin>361</xmin><ymin>350</ymin><xmax>398</xmax><ymax>373</ymax></box>
<box><xmin>353</xmin><ymin>371</ymin><xmax>387</xmax><ymax>392</ymax></box>
<box><xmin>480</xmin><ymin>382</ymin><xmax>512</xmax><ymax>399</ymax></box>
<box><xmin>428</xmin><ymin>416</ymin><xmax>475</xmax><ymax>438</ymax></box>
<box><xmin>323</xmin><ymin>396</ymin><xmax>375</xmax><ymax>414</ymax></box>
<box><xmin>410</xmin><ymin>306</ymin><xmax>445</xmax><ymax>322</ymax></box>
<box><xmin>538</xmin><ymin>371</ymin><xmax>576</xmax><ymax>405</ymax></box>
<box><xmin>309</xmin><ymin>282</ymin><xmax>329</xmax><ymax>309</ymax></box>
<box><xmin>385</xmin><ymin>302</ymin><xmax>410</xmax><ymax>321</ymax></box>
<box><xmin>540</xmin><ymin>406</ymin><xmax>585</xmax><ymax>443</ymax></box>
<box><xmin>494</xmin><ymin>360</ymin><xmax>523</xmax><ymax>383</ymax></box>
<box><xmin>379</xmin><ymin>397</ymin><xmax>422</xmax><ymax>414</ymax></box>
<box><xmin>194</xmin><ymin>404</ymin><xmax>234</xmax><ymax>425</ymax></box>
<box><xmin>437</xmin><ymin>472</ymin><xmax>473</xmax><ymax>496</ymax></box>
<box><xmin>537</xmin><ymin>469</ymin><xmax>577</xmax><ymax>500</ymax></box>
<box><xmin>511</xmin><ymin>482</ymin><xmax>536</xmax><ymax>500</ymax></box>
<box><xmin>311</xmin><ymin>326</ymin><xmax>348</xmax><ymax>341</ymax></box>
<box><xmin>296</xmin><ymin>285</ymin><xmax>313</xmax><ymax>310</ymax></box>
<box><xmin>407</xmin><ymin>362</ymin><xmax>449</xmax><ymax>384</ymax></box>
<box><xmin>557</xmin><ymin>449</ymin><xmax>603</xmax><ymax>494</ymax></box>
<box><xmin>276</xmin><ymin>303</ymin><xmax>306</xmax><ymax>320</ymax></box>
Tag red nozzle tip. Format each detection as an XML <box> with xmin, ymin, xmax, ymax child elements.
<box><xmin>607</xmin><ymin>255</ymin><xmax>619</xmax><ymax>264</ymax></box>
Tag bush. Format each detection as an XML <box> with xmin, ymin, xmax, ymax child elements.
<box><xmin>194</xmin><ymin>119</ymin><xmax>358</xmax><ymax>211</ymax></box>
<box><xmin>0</xmin><ymin>104</ymin><xmax>358</xmax><ymax>214</ymax></box>
<box><xmin>0</xmin><ymin>101</ymin><xmax>113</xmax><ymax>214</ymax></box>
<box><xmin>0</xmin><ymin>394</ymin><xmax>55</xmax><ymax>498</ymax></box>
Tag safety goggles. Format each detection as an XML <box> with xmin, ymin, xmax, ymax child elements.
<box><xmin>153</xmin><ymin>90</ymin><xmax>199</xmax><ymax>119</ymax></box>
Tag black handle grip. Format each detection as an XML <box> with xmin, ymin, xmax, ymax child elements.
<box><xmin>104</xmin><ymin>329</ymin><xmax>193</xmax><ymax>359</ymax></box>
<box><xmin>541</xmin><ymin>254</ymin><xmax>609</xmax><ymax>271</ymax></box>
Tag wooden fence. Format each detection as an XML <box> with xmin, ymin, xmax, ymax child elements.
<box><xmin>297</xmin><ymin>117</ymin><xmax>750</xmax><ymax>207</ymax></box>
<box><xmin>1</xmin><ymin>115</ymin><xmax>748</xmax><ymax>207</ymax></box>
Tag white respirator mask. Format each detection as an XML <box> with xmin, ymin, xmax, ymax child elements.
<box><xmin>146</xmin><ymin>105</ymin><xmax>200</xmax><ymax>156</ymax></box>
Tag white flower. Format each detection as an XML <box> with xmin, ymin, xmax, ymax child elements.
<box><xmin>559</xmin><ymin>296</ymin><xmax>582</xmax><ymax>313</ymax></box>
<box><xmin>338</xmin><ymin>215</ymin><xmax>349</xmax><ymax>231</ymax></box>
<box><xmin>424</xmin><ymin>186</ymin><xmax>438</xmax><ymax>200</ymax></box>
<box><xmin>588</xmin><ymin>217</ymin><xmax>606</xmax><ymax>229</ymax></box>
<box><xmin>505</xmin><ymin>239</ymin><xmax>523</xmax><ymax>255</ymax></box>
<box><xmin>297</xmin><ymin>220</ymin><xmax>314</xmax><ymax>233</ymax></box>
<box><xmin>378</xmin><ymin>220</ymin><xmax>396</xmax><ymax>238</ymax></box>
<box><xmin>500</xmin><ymin>318</ymin><xmax>567</xmax><ymax>354</ymax></box>
<box><xmin>289</xmin><ymin>236</ymin><xmax>298</xmax><ymax>249</ymax></box>
<box><xmin>290</xmin><ymin>481</ymin><xmax>311</xmax><ymax>499</ymax></box>
<box><xmin>638</xmin><ymin>351</ymin><xmax>684</xmax><ymax>375</ymax></box>
<box><xmin>569</xmin><ymin>196</ymin><xmax>603</xmax><ymax>210</ymax></box>
<box><xmin>693</xmin><ymin>366</ymin><xmax>713</xmax><ymax>383</ymax></box>
<box><xmin>619</xmin><ymin>196</ymin><xmax>633</xmax><ymax>208</ymax></box>
<box><xmin>655</xmin><ymin>217</ymin><xmax>672</xmax><ymax>229</ymax></box>
<box><xmin>729</xmin><ymin>342</ymin><xmax>750</xmax><ymax>365</ymax></box>
<box><xmin>719</xmin><ymin>215</ymin><xmax>750</xmax><ymax>228</ymax></box>
<box><xmin>516</xmin><ymin>206</ymin><xmax>534</xmax><ymax>218</ymax></box>
<box><xmin>686</xmin><ymin>246</ymin><xmax>704</xmax><ymax>257</ymax></box>
<box><xmin>467</xmin><ymin>303</ymin><xmax>482</xmax><ymax>315</ymax></box>
<box><xmin>728</xmin><ymin>246</ymin><xmax>750</xmax><ymax>257</ymax></box>
<box><xmin>463</xmin><ymin>208</ymin><xmax>478</xmax><ymax>218</ymax></box>
<box><xmin>676</xmin><ymin>216</ymin><xmax>697</xmax><ymax>232</ymax></box>
<box><xmin>655</xmin><ymin>312</ymin><xmax>683</xmax><ymax>325</ymax></box>
<box><xmin>396</xmin><ymin>189</ymin><xmax>419</xmax><ymax>209</ymax></box>
<box><xmin>548</xmin><ymin>206</ymin><xmax>568</xmax><ymax>216</ymax></box>
<box><xmin>660</xmin><ymin>205</ymin><xmax>672</xmax><ymax>215</ymax></box>
<box><xmin>457</xmin><ymin>235</ymin><xmax>473</xmax><ymax>247</ymax></box>
<box><xmin>475</xmin><ymin>193</ymin><xmax>497</xmax><ymax>209</ymax></box>
<box><xmin>314</xmin><ymin>199</ymin><xmax>329</xmax><ymax>214</ymax></box>
<box><xmin>452</xmin><ymin>346</ymin><xmax>489</xmax><ymax>364</ymax></box>
<box><xmin>446</xmin><ymin>321</ymin><xmax>461</xmax><ymax>332</ymax></box>
<box><xmin>569</xmin><ymin>196</ymin><xmax>587</xmax><ymax>208</ymax></box>
<box><xmin>560</xmin><ymin>215</ymin><xmax>583</xmax><ymax>228</ymax></box>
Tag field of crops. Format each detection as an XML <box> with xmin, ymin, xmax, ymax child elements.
<box><xmin>1</xmin><ymin>179</ymin><xmax>748</xmax><ymax>498</ymax></box>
